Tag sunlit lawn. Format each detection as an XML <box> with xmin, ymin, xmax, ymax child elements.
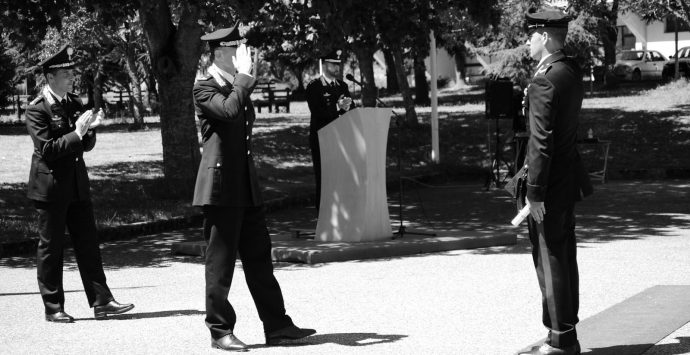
<box><xmin>1</xmin><ymin>79</ymin><xmax>689</xmax><ymax>242</ymax></box>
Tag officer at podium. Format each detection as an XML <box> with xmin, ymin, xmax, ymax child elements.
<box><xmin>306</xmin><ymin>49</ymin><xmax>355</xmax><ymax>211</ymax></box>
<box><xmin>25</xmin><ymin>45</ymin><xmax>134</xmax><ymax>323</ymax></box>
<box><xmin>192</xmin><ymin>23</ymin><xmax>315</xmax><ymax>351</ymax></box>
<box><xmin>518</xmin><ymin>8</ymin><xmax>593</xmax><ymax>355</ymax></box>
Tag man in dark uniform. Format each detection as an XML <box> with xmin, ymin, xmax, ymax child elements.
<box><xmin>518</xmin><ymin>8</ymin><xmax>593</xmax><ymax>355</ymax></box>
<box><xmin>305</xmin><ymin>50</ymin><xmax>354</xmax><ymax>210</ymax></box>
<box><xmin>192</xmin><ymin>23</ymin><xmax>315</xmax><ymax>351</ymax></box>
<box><xmin>25</xmin><ymin>45</ymin><xmax>134</xmax><ymax>323</ymax></box>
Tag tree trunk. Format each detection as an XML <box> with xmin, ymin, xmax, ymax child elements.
<box><xmin>354</xmin><ymin>46</ymin><xmax>377</xmax><ymax>107</ymax></box>
<box><xmin>413</xmin><ymin>52</ymin><xmax>429</xmax><ymax>105</ymax></box>
<box><xmin>601</xmin><ymin>0</ymin><xmax>619</xmax><ymax>88</ymax></box>
<box><xmin>384</xmin><ymin>49</ymin><xmax>399</xmax><ymax>94</ymax></box>
<box><xmin>93</xmin><ymin>65</ymin><xmax>105</xmax><ymax>112</ymax></box>
<box><xmin>125</xmin><ymin>45</ymin><xmax>146</xmax><ymax>130</ymax></box>
<box><xmin>140</xmin><ymin>0</ymin><xmax>202</xmax><ymax>197</ymax></box>
<box><xmin>391</xmin><ymin>46</ymin><xmax>417</xmax><ymax>127</ymax></box>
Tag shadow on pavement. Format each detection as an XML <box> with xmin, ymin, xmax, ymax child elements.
<box><xmin>585</xmin><ymin>336</ymin><xmax>690</xmax><ymax>354</ymax></box>
<box><xmin>247</xmin><ymin>332</ymin><xmax>407</xmax><ymax>349</ymax></box>
<box><xmin>1</xmin><ymin>180</ymin><xmax>688</xmax><ymax>269</ymax></box>
<box><xmin>74</xmin><ymin>309</ymin><xmax>205</xmax><ymax>321</ymax></box>
<box><xmin>0</xmin><ymin>285</ymin><xmax>156</xmax><ymax>297</ymax></box>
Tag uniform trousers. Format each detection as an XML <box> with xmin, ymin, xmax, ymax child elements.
<box><xmin>35</xmin><ymin>198</ymin><xmax>113</xmax><ymax>315</ymax></box>
<box><xmin>526</xmin><ymin>203</ymin><xmax>579</xmax><ymax>348</ymax></box>
<box><xmin>202</xmin><ymin>205</ymin><xmax>293</xmax><ymax>339</ymax></box>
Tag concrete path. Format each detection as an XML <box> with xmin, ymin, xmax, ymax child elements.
<box><xmin>1</xmin><ymin>180</ymin><xmax>689</xmax><ymax>354</ymax></box>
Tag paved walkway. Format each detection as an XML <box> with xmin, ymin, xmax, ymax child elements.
<box><xmin>1</xmin><ymin>180</ymin><xmax>689</xmax><ymax>354</ymax></box>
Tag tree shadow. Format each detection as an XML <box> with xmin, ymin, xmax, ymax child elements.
<box><xmin>73</xmin><ymin>309</ymin><xmax>205</xmax><ymax>321</ymax></box>
<box><xmin>247</xmin><ymin>332</ymin><xmax>407</xmax><ymax>349</ymax></box>
<box><xmin>578</xmin><ymin>108</ymin><xmax>690</xmax><ymax>179</ymax></box>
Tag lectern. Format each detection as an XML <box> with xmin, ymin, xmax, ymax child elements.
<box><xmin>315</xmin><ymin>108</ymin><xmax>393</xmax><ymax>242</ymax></box>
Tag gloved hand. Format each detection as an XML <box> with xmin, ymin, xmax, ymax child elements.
<box><xmin>232</xmin><ymin>44</ymin><xmax>253</xmax><ymax>75</ymax></box>
<box><xmin>74</xmin><ymin>110</ymin><xmax>94</xmax><ymax>138</ymax></box>
<box><xmin>90</xmin><ymin>108</ymin><xmax>104</xmax><ymax>129</ymax></box>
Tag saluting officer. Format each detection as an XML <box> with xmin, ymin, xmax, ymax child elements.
<box><xmin>305</xmin><ymin>50</ymin><xmax>354</xmax><ymax>211</ymax></box>
<box><xmin>25</xmin><ymin>45</ymin><xmax>134</xmax><ymax>323</ymax></box>
<box><xmin>192</xmin><ymin>23</ymin><xmax>315</xmax><ymax>351</ymax></box>
<box><xmin>518</xmin><ymin>9</ymin><xmax>594</xmax><ymax>355</ymax></box>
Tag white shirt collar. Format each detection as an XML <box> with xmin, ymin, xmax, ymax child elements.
<box><xmin>46</xmin><ymin>85</ymin><xmax>67</xmax><ymax>102</ymax></box>
<box><xmin>537</xmin><ymin>50</ymin><xmax>561</xmax><ymax>68</ymax></box>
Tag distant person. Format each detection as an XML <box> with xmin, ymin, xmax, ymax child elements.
<box><xmin>192</xmin><ymin>23</ymin><xmax>316</xmax><ymax>351</ymax></box>
<box><xmin>306</xmin><ymin>50</ymin><xmax>354</xmax><ymax>211</ymax></box>
<box><xmin>517</xmin><ymin>8</ymin><xmax>593</xmax><ymax>355</ymax></box>
<box><xmin>25</xmin><ymin>45</ymin><xmax>134</xmax><ymax>323</ymax></box>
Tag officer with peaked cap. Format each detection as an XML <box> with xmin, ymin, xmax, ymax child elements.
<box><xmin>305</xmin><ymin>49</ymin><xmax>355</xmax><ymax>212</ymax></box>
<box><xmin>25</xmin><ymin>44</ymin><xmax>134</xmax><ymax>323</ymax></box>
<box><xmin>193</xmin><ymin>22</ymin><xmax>315</xmax><ymax>351</ymax></box>
<box><xmin>517</xmin><ymin>8</ymin><xmax>593</xmax><ymax>355</ymax></box>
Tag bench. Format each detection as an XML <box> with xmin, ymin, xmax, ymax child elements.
<box><xmin>254</xmin><ymin>83</ymin><xmax>291</xmax><ymax>113</ymax></box>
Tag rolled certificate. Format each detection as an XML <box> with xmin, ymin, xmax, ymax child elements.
<box><xmin>511</xmin><ymin>205</ymin><xmax>531</xmax><ymax>226</ymax></box>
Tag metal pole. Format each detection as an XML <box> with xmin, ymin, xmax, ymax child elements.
<box><xmin>675</xmin><ymin>16</ymin><xmax>680</xmax><ymax>80</ymax></box>
<box><xmin>430</xmin><ymin>30</ymin><xmax>439</xmax><ymax>163</ymax></box>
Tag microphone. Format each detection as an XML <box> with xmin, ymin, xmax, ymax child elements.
<box><xmin>345</xmin><ymin>74</ymin><xmax>362</xmax><ymax>86</ymax></box>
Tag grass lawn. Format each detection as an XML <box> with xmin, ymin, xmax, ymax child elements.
<box><xmin>1</xmin><ymin>79</ymin><xmax>689</xmax><ymax>243</ymax></box>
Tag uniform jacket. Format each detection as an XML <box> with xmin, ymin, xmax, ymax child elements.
<box><xmin>192</xmin><ymin>72</ymin><xmax>262</xmax><ymax>207</ymax></box>
<box><xmin>305</xmin><ymin>77</ymin><xmax>354</xmax><ymax>135</ymax></box>
<box><xmin>525</xmin><ymin>51</ymin><xmax>593</xmax><ymax>207</ymax></box>
<box><xmin>25</xmin><ymin>91</ymin><xmax>95</xmax><ymax>202</ymax></box>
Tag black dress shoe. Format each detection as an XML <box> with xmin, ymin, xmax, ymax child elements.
<box><xmin>45</xmin><ymin>311</ymin><xmax>74</xmax><ymax>323</ymax></box>
<box><xmin>94</xmin><ymin>300</ymin><xmax>134</xmax><ymax>319</ymax></box>
<box><xmin>265</xmin><ymin>324</ymin><xmax>316</xmax><ymax>345</ymax></box>
<box><xmin>518</xmin><ymin>342</ymin><xmax>581</xmax><ymax>355</ymax></box>
<box><xmin>211</xmin><ymin>334</ymin><xmax>248</xmax><ymax>352</ymax></box>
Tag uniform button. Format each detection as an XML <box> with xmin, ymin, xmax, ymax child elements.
<box><xmin>216</xmin><ymin>163</ymin><xmax>221</xmax><ymax>167</ymax></box>
<box><xmin>245</xmin><ymin>121</ymin><xmax>249</xmax><ymax>126</ymax></box>
<box><xmin>246</xmin><ymin>135</ymin><xmax>249</xmax><ymax>140</ymax></box>
<box><xmin>75</xmin><ymin>157</ymin><xmax>79</xmax><ymax>162</ymax></box>
<box><xmin>247</xmin><ymin>150</ymin><xmax>251</xmax><ymax>155</ymax></box>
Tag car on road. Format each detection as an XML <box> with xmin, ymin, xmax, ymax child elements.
<box><xmin>662</xmin><ymin>46</ymin><xmax>690</xmax><ymax>81</ymax></box>
<box><xmin>613</xmin><ymin>50</ymin><xmax>668</xmax><ymax>81</ymax></box>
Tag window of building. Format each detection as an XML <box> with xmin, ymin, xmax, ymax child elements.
<box><xmin>618</xmin><ymin>25</ymin><xmax>636</xmax><ymax>49</ymax></box>
<box><xmin>665</xmin><ymin>15</ymin><xmax>690</xmax><ymax>33</ymax></box>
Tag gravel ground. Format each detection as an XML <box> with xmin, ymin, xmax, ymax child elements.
<box><xmin>0</xmin><ymin>180</ymin><xmax>688</xmax><ymax>354</ymax></box>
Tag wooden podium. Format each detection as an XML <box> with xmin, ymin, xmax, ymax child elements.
<box><xmin>315</xmin><ymin>108</ymin><xmax>393</xmax><ymax>242</ymax></box>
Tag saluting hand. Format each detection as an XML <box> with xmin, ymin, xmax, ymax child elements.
<box><xmin>232</xmin><ymin>44</ymin><xmax>253</xmax><ymax>75</ymax></box>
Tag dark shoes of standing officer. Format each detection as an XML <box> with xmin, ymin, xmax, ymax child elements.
<box><xmin>265</xmin><ymin>324</ymin><xmax>316</xmax><ymax>345</ymax></box>
<box><xmin>45</xmin><ymin>311</ymin><xmax>75</xmax><ymax>323</ymax></box>
<box><xmin>94</xmin><ymin>300</ymin><xmax>135</xmax><ymax>320</ymax></box>
<box><xmin>212</xmin><ymin>334</ymin><xmax>249</xmax><ymax>352</ymax></box>
<box><xmin>519</xmin><ymin>341</ymin><xmax>581</xmax><ymax>355</ymax></box>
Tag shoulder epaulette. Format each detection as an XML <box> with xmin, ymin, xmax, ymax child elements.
<box><xmin>29</xmin><ymin>95</ymin><xmax>45</xmax><ymax>106</ymax></box>
<box><xmin>307</xmin><ymin>78</ymin><xmax>321</xmax><ymax>87</ymax></box>
<box><xmin>198</xmin><ymin>74</ymin><xmax>213</xmax><ymax>81</ymax></box>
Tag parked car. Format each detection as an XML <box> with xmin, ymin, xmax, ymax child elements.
<box><xmin>662</xmin><ymin>46</ymin><xmax>690</xmax><ymax>81</ymax></box>
<box><xmin>613</xmin><ymin>50</ymin><xmax>668</xmax><ymax>81</ymax></box>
